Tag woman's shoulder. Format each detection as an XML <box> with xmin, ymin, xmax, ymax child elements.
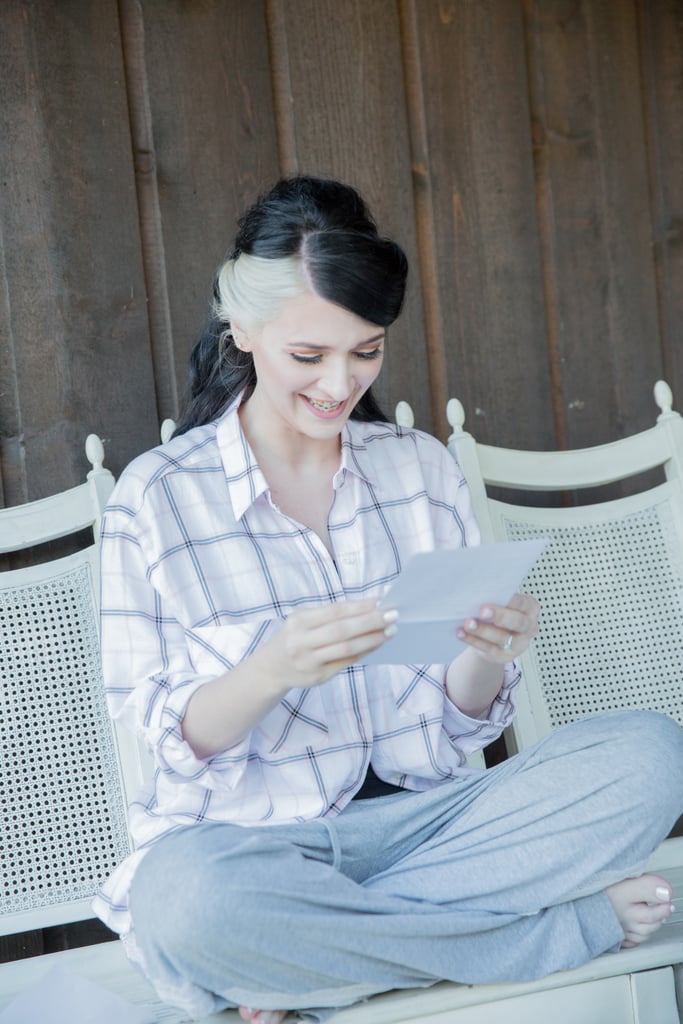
<box><xmin>348</xmin><ymin>418</ymin><xmax>463</xmax><ymax>486</ymax></box>
<box><xmin>107</xmin><ymin>422</ymin><xmax>221</xmax><ymax>516</ymax></box>
<box><xmin>351</xmin><ymin>417</ymin><xmax>453</xmax><ymax>462</ymax></box>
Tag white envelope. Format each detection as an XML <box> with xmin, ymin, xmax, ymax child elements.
<box><xmin>361</xmin><ymin>539</ymin><xmax>548</xmax><ymax>666</ymax></box>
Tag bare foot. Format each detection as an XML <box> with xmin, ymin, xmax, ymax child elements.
<box><xmin>238</xmin><ymin>1008</ymin><xmax>287</xmax><ymax>1024</ymax></box>
<box><xmin>606</xmin><ymin>874</ymin><xmax>675</xmax><ymax>948</ymax></box>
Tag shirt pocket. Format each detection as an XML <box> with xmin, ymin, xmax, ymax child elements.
<box><xmin>186</xmin><ymin>620</ymin><xmax>280</xmax><ymax>674</ymax></box>
<box><xmin>185</xmin><ymin>622</ymin><xmax>329</xmax><ymax>756</ymax></box>
<box><xmin>256</xmin><ymin>686</ymin><xmax>330</xmax><ymax>757</ymax></box>
<box><xmin>386</xmin><ymin>664</ymin><xmax>447</xmax><ymax>721</ymax></box>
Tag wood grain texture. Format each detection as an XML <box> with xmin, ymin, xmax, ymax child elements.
<box><xmin>0</xmin><ymin>0</ymin><xmax>682</xmax><ymax>970</ymax></box>
<box><xmin>404</xmin><ymin>0</ymin><xmax>554</xmax><ymax>450</ymax></box>
<box><xmin>269</xmin><ymin>0</ymin><xmax>433</xmax><ymax>432</ymax></box>
<box><xmin>133</xmin><ymin>0</ymin><xmax>280</xmax><ymax>415</ymax></box>
<box><xmin>0</xmin><ymin>2</ymin><xmax>159</xmax><ymax>493</ymax></box>
<box><xmin>524</xmin><ymin>0</ymin><xmax>663</xmax><ymax>450</ymax></box>
<box><xmin>638</xmin><ymin>0</ymin><xmax>683</xmax><ymax>395</ymax></box>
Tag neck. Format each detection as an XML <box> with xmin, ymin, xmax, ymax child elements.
<box><xmin>238</xmin><ymin>396</ymin><xmax>342</xmax><ymax>472</ymax></box>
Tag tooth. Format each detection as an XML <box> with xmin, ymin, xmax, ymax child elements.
<box><xmin>310</xmin><ymin>398</ymin><xmax>339</xmax><ymax>410</ymax></box>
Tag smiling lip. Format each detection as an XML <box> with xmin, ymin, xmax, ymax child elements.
<box><xmin>302</xmin><ymin>395</ymin><xmax>349</xmax><ymax>418</ymax></box>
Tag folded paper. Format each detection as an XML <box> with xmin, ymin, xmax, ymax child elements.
<box><xmin>361</xmin><ymin>539</ymin><xmax>548</xmax><ymax>665</ymax></box>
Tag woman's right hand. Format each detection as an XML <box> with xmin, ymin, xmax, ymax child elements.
<box><xmin>182</xmin><ymin>599</ymin><xmax>396</xmax><ymax>759</ymax></box>
<box><xmin>259</xmin><ymin>598</ymin><xmax>398</xmax><ymax>694</ymax></box>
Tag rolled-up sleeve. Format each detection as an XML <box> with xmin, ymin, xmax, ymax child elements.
<box><xmin>100</xmin><ymin>505</ymin><xmax>250</xmax><ymax>789</ymax></box>
<box><xmin>441</xmin><ymin>659</ymin><xmax>521</xmax><ymax>756</ymax></box>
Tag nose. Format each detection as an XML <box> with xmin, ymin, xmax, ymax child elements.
<box><xmin>319</xmin><ymin>358</ymin><xmax>355</xmax><ymax>400</ymax></box>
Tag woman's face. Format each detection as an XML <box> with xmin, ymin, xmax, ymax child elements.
<box><xmin>235</xmin><ymin>290</ymin><xmax>385</xmax><ymax>445</ymax></box>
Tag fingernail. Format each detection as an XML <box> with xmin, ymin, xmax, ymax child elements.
<box><xmin>656</xmin><ymin>886</ymin><xmax>671</xmax><ymax>901</ymax></box>
<box><xmin>384</xmin><ymin>624</ymin><xmax>398</xmax><ymax>638</ymax></box>
<box><xmin>383</xmin><ymin>609</ymin><xmax>399</xmax><ymax>623</ymax></box>
<box><xmin>480</xmin><ymin>607</ymin><xmax>494</xmax><ymax>620</ymax></box>
<box><xmin>466</xmin><ymin>618</ymin><xmax>477</xmax><ymax>631</ymax></box>
<box><xmin>456</xmin><ymin>628</ymin><xmax>466</xmax><ymax>640</ymax></box>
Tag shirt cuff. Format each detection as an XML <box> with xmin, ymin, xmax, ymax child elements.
<box><xmin>138</xmin><ymin>674</ymin><xmax>251</xmax><ymax>789</ymax></box>
<box><xmin>442</xmin><ymin>660</ymin><xmax>520</xmax><ymax>755</ymax></box>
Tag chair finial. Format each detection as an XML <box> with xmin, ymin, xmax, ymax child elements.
<box><xmin>446</xmin><ymin>398</ymin><xmax>466</xmax><ymax>435</ymax></box>
<box><xmin>394</xmin><ymin>401</ymin><xmax>415</xmax><ymax>429</ymax></box>
<box><xmin>160</xmin><ymin>419</ymin><xmax>177</xmax><ymax>444</ymax></box>
<box><xmin>654</xmin><ymin>380</ymin><xmax>675</xmax><ymax>420</ymax></box>
<box><xmin>85</xmin><ymin>434</ymin><xmax>105</xmax><ymax>472</ymax></box>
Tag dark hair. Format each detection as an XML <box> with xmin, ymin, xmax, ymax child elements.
<box><xmin>173</xmin><ymin>176</ymin><xmax>408</xmax><ymax>436</ymax></box>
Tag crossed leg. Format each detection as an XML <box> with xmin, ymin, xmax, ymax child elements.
<box><xmin>130</xmin><ymin>711</ymin><xmax>683</xmax><ymax>1022</ymax></box>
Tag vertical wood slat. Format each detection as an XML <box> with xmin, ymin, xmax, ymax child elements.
<box><xmin>524</xmin><ymin>0</ymin><xmax>662</xmax><ymax>454</ymax></box>
<box><xmin>268</xmin><ymin>0</ymin><xmax>432</xmax><ymax>433</ymax></box>
<box><xmin>265</xmin><ymin>0</ymin><xmax>299</xmax><ymax>177</ymax></box>
<box><xmin>118</xmin><ymin>0</ymin><xmax>177</xmax><ymax>425</ymax></box>
<box><xmin>584</xmin><ymin>3</ymin><xmax>663</xmax><ymax>436</ymax></box>
<box><xmin>0</xmin><ymin>1</ymin><xmax>159</xmax><ymax>492</ymax></box>
<box><xmin>134</xmin><ymin>0</ymin><xmax>281</xmax><ymax>407</ymax></box>
<box><xmin>398</xmin><ymin>0</ymin><xmax>450</xmax><ymax>430</ymax></box>
<box><xmin>0</xmin><ymin>222</ymin><xmax>25</xmax><ymax>507</ymax></box>
<box><xmin>405</xmin><ymin>0</ymin><xmax>553</xmax><ymax>450</ymax></box>
<box><xmin>522</xmin><ymin>0</ymin><xmax>569</xmax><ymax>452</ymax></box>
<box><xmin>638</xmin><ymin>0</ymin><xmax>683</xmax><ymax>392</ymax></box>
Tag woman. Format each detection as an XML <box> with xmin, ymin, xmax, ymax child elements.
<box><xmin>94</xmin><ymin>176</ymin><xmax>683</xmax><ymax>1024</ymax></box>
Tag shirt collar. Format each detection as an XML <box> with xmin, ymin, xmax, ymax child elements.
<box><xmin>215</xmin><ymin>394</ymin><xmax>270</xmax><ymax>520</ymax></box>
<box><xmin>338</xmin><ymin>419</ymin><xmax>375</xmax><ymax>488</ymax></box>
<box><xmin>215</xmin><ymin>396</ymin><xmax>378</xmax><ymax>520</ymax></box>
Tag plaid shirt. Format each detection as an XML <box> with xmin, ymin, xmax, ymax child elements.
<box><xmin>94</xmin><ymin>397</ymin><xmax>519</xmax><ymax>935</ymax></box>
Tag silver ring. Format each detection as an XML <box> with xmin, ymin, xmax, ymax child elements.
<box><xmin>502</xmin><ymin>633</ymin><xmax>514</xmax><ymax>652</ymax></box>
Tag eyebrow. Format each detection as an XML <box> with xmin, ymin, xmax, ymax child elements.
<box><xmin>287</xmin><ymin>332</ymin><xmax>385</xmax><ymax>352</ymax></box>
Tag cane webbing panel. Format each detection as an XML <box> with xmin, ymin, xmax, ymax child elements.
<box><xmin>0</xmin><ymin>556</ymin><xmax>131</xmax><ymax>917</ymax></box>
<box><xmin>501</xmin><ymin>502</ymin><xmax>683</xmax><ymax>729</ymax></box>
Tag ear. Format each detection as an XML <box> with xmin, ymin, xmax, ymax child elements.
<box><xmin>231</xmin><ymin>323</ymin><xmax>252</xmax><ymax>353</ymax></box>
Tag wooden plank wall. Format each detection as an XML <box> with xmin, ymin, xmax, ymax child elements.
<box><xmin>2</xmin><ymin>0</ymin><xmax>682</xmax><ymax>507</ymax></box>
<box><xmin>0</xmin><ymin>0</ymin><xmax>681</xmax><ymax>959</ymax></box>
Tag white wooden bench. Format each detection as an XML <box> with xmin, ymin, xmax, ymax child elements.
<box><xmin>2</xmin><ymin>407</ymin><xmax>682</xmax><ymax>1023</ymax></box>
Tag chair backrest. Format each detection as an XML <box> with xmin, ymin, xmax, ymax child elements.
<box><xmin>0</xmin><ymin>436</ymin><xmax>147</xmax><ymax>935</ymax></box>
<box><xmin>446</xmin><ymin>381</ymin><xmax>683</xmax><ymax>754</ymax></box>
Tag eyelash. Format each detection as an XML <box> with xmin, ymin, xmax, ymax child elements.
<box><xmin>291</xmin><ymin>349</ymin><xmax>383</xmax><ymax>365</ymax></box>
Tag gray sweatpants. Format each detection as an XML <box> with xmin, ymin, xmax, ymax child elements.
<box><xmin>129</xmin><ymin>710</ymin><xmax>683</xmax><ymax>1020</ymax></box>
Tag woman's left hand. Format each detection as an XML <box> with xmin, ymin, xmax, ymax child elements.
<box><xmin>455</xmin><ymin>592</ymin><xmax>540</xmax><ymax>663</ymax></box>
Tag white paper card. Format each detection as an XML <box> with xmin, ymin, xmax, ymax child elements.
<box><xmin>0</xmin><ymin>966</ymin><xmax>153</xmax><ymax>1024</ymax></box>
<box><xmin>361</xmin><ymin>539</ymin><xmax>548</xmax><ymax>666</ymax></box>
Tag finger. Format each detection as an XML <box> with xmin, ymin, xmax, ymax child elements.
<box><xmin>280</xmin><ymin>605</ymin><xmax>397</xmax><ymax>683</ymax></box>
<box><xmin>456</xmin><ymin>628</ymin><xmax>512</xmax><ymax>661</ymax></box>
<box><xmin>508</xmin><ymin>592</ymin><xmax>541</xmax><ymax>615</ymax></box>
<box><xmin>458</xmin><ymin>616</ymin><xmax>522</xmax><ymax>651</ymax></box>
<box><xmin>475</xmin><ymin>603</ymin><xmax>539</xmax><ymax>641</ymax></box>
<box><xmin>481</xmin><ymin>593</ymin><xmax>540</xmax><ymax>620</ymax></box>
<box><xmin>307</xmin><ymin>604</ymin><xmax>398</xmax><ymax>648</ymax></box>
<box><xmin>315</xmin><ymin>611</ymin><xmax>398</xmax><ymax>664</ymax></box>
<box><xmin>296</xmin><ymin>620</ymin><xmax>393</xmax><ymax>682</ymax></box>
<box><xmin>295</xmin><ymin>597</ymin><xmax>379</xmax><ymax>630</ymax></box>
<box><xmin>320</xmin><ymin>626</ymin><xmax>393</xmax><ymax>672</ymax></box>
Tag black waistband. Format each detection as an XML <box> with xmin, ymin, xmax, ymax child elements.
<box><xmin>352</xmin><ymin>763</ymin><xmax>405</xmax><ymax>800</ymax></box>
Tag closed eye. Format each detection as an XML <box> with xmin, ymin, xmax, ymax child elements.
<box><xmin>290</xmin><ymin>348</ymin><xmax>383</xmax><ymax>365</ymax></box>
<box><xmin>291</xmin><ymin>353</ymin><xmax>323</xmax><ymax>364</ymax></box>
